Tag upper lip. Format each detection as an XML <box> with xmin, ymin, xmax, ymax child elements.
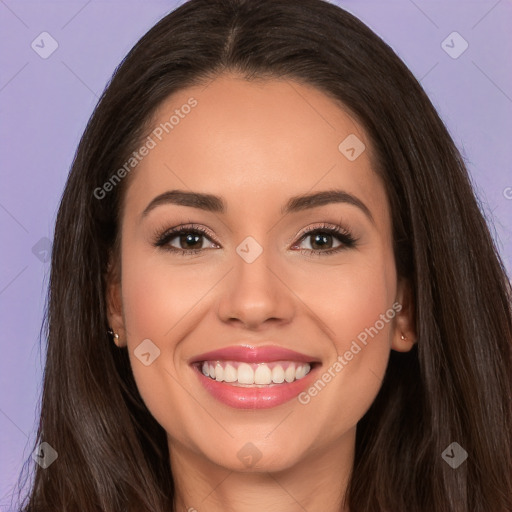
<box><xmin>189</xmin><ymin>345</ymin><xmax>320</xmax><ymax>364</ymax></box>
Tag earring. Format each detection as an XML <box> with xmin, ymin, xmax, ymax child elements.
<box><xmin>107</xmin><ymin>328</ymin><xmax>120</xmax><ymax>346</ymax></box>
<box><xmin>400</xmin><ymin>333</ymin><xmax>416</xmax><ymax>344</ymax></box>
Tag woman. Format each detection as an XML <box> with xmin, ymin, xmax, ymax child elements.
<box><xmin>14</xmin><ymin>0</ymin><xmax>512</xmax><ymax>510</ymax></box>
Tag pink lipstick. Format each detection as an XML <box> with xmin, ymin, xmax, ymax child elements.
<box><xmin>190</xmin><ymin>345</ymin><xmax>321</xmax><ymax>409</ymax></box>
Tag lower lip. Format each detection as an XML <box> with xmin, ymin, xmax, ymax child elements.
<box><xmin>192</xmin><ymin>364</ymin><xmax>319</xmax><ymax>409</ymax></box>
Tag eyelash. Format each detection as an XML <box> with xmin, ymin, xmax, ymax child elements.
<box><xmin>153</xmin><ymin>222</ymin><xmax>358</xmax><ymax>257</ymax></box>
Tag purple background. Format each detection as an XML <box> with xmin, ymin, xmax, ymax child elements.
<box><xmin>1</xmin><ymin>0</ymin><xmax>511</xmax><ymax>507</ymax></box>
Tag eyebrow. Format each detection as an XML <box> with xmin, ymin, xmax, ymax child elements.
<box><xmin>141</xmin><ymin>189</ymin><xmax>374</xmax><ymax>224</ymax></box>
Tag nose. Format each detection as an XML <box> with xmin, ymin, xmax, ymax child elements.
<box><xmin>216</xmin><ymin>243</ymin><xmax>295</xmax><ymax>331</ymax></box>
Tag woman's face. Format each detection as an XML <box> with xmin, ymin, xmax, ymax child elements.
<box><xmin>107</xmin><ymin>73</ymin><xmax>414</xmax><ymax>473</ymax></box>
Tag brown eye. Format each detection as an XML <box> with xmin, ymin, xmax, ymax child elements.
<box><xmin>174</xmin><ymin>232</ymin><xmax>205</xmax><ymax>250</ymax></box>
<box><xmin>292</xmin><ymin>225</ymin><xmax>357</xmax><ymax>256</ymax></box>
<box><xmin>302</xmin><ymin>232</ymin><xmax>340</xmax><ymax>251</ymax></box>
<box><xmin>155</xmin><ymin>226</ymin><xmax>218</xmax><ymax>254</ymax></box>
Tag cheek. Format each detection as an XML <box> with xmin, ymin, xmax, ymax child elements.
<box><xmin>118</xmin><ymin>246</ymin><xmax>225</xmax><ymax>395</ymax></box>
<box><xmin>118</xmin><ymin>250</ymin><xmax>207</xmax><ymax>439</ymax></box>
<box><xmin>121</xmin><ymin>251</ymin><xmax>214</xmax><ymax>341</ymax></box>
<box><xmin>296</xmin><ymin>252</ymin><xmax>395</xmax><ymax>350</ymax></box>
<box><xmin>295</xmin><ymin>253</ymin><xmax>396</xmax><ymax>424</ymax></box>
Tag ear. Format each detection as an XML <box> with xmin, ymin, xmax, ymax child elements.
<box><xmin>105</xmin><ymin>250</ymin><xmax>126</xmax><ymax>348</ymax></box>
<box><xmin>391</xmin><ymin>276</ymin><xmax>416</xmax><ymax>352</ymax></box>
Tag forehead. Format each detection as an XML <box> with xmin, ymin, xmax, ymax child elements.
<box><xmin>123</xmin><ymin>74</ymin><xmax>389</xmax><ymax>224</ymax></box>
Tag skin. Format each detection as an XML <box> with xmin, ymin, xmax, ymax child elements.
<box><xmin>107</xmin><ymin>73</ymin><xmax>416</xmax><ymax>512</ymax></box>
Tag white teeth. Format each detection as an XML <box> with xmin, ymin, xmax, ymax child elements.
<box><xmin>214</xmin><ymin>362</ymin><xmax>224</xmax><ymax>381</ymax></box>
<box><xmin>284</xmin><ymin>365</ymin><xmax>296</xmax><ymax>383</ymax></box>
<box><xmin>237</xmin><ymin>363</ymin><xmax>254</xmax><ymax>384</ymax></box>
<box><xmin>254</xmin><ymin>365</ymin><xmax>272</xmax><ymax>385</ymax></box>
<box><xmin>271</xmin><ymin>365</ymin><xmax>285</xmax><ymax>383</ymax></box>
<box><xmin>295</xmin><ymin>365</ymin><xmax>307</xmax><ymax>379</ymax></box>
<box><xmin>200</xmin><ymin>361</ymin><xmax>312</xmax><ymax>385</ymax></box>
<box><xmin>224</xmin><ymin>363</ymin><xmax>237</xmax><ymax>382</ymax></box>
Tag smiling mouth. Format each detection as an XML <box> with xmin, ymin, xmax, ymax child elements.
<box><xmin>193</xmin><ymin>360</ymin><xmax>317</xmax><ymax>386</ymax></box>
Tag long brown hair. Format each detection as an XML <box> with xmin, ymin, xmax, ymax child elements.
<box><xmin>13</xmin><ymin>0</ymin><xmax>512</xmax><ymax>510</ymax></box>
